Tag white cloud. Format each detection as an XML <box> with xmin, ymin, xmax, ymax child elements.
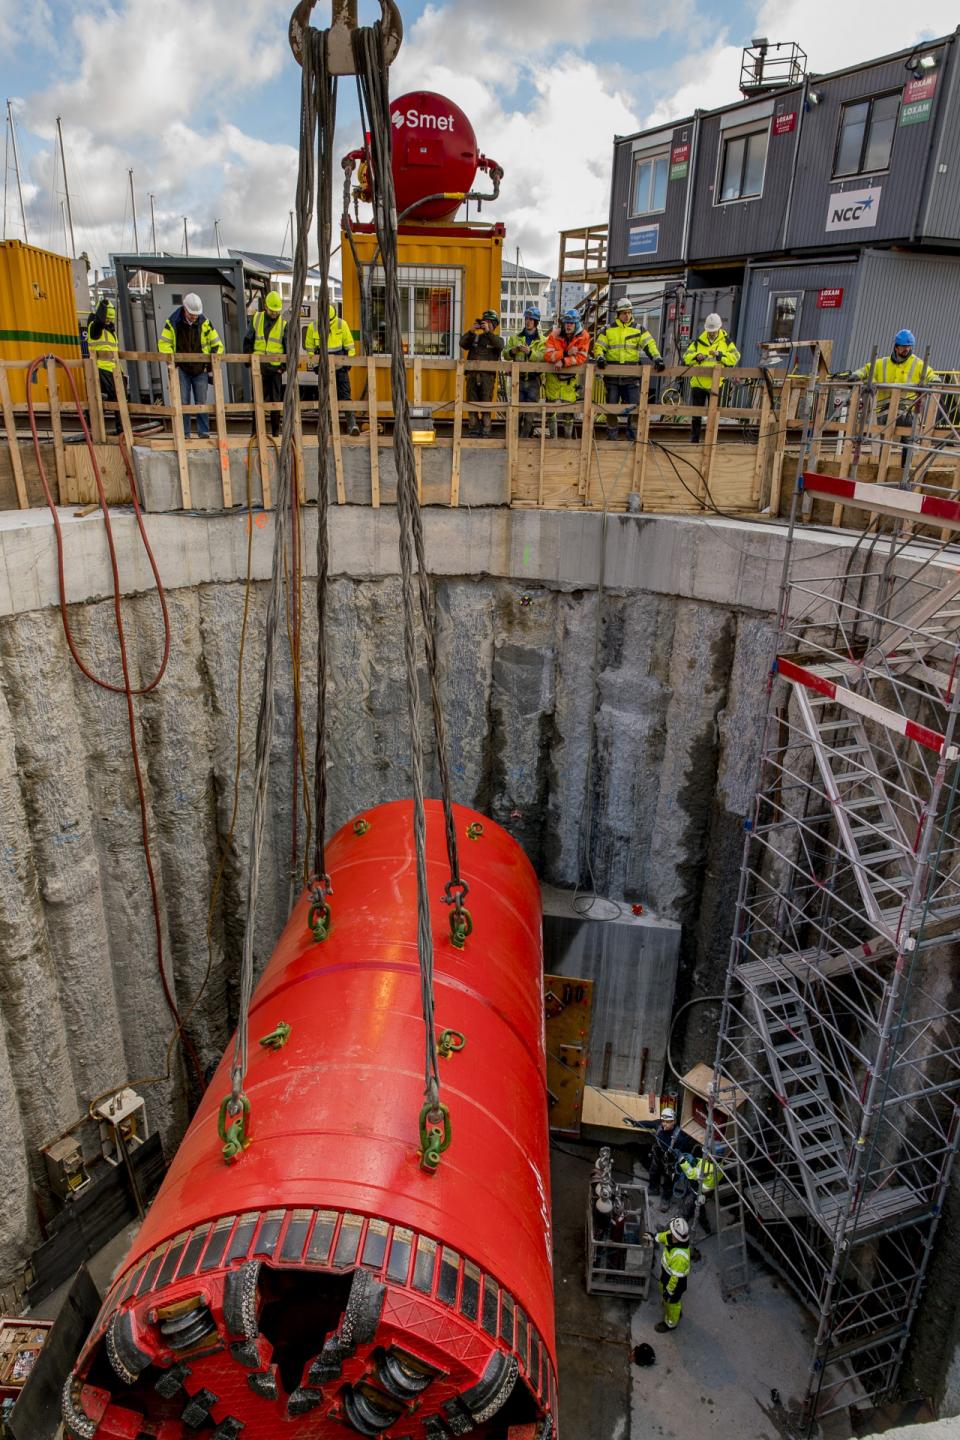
<box><xmin>388</xmin><ymin>4</ymin><xmax>652</xmax><ymax>272</ymax></box>
<box><xmin>643</xmin><ymin>1</ymin><xmax>960</xmax><ymax>125</ymax></box>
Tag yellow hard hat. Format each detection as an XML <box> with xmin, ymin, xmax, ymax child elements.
<box><xmin>265</xmin><ymin>290</ymin><xmax>283</xmax><ymax>313</ymax></box>
<box><xmin>329</xmin><ymin>303</ymin><xmax>337</xmax><ymax>321</ymax></box>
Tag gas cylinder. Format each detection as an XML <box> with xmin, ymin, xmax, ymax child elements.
<box><xmin>389</xmin><ymin>91</ymin><xmax>479</xmax><ymax>221</ymax></box>
<box><xmin>64</xmin><ymin>799</ymin><xmax>557</xmax><ymax>1440</ymax></box>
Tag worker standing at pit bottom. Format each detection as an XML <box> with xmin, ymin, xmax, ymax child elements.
<box><xmin>654</xmin><ymin>1216</ymin><xmax>691</xmax><ymax>1333</ymax></box>
<box><xmin>647</xmin><ymin>1105</ymin><xmax>693</xmax><ymax>1211</ymax></box>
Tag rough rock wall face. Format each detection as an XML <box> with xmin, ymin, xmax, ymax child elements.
<box><xmin>0</xmin><ymin>573</ymin><xmax>769</xmax><ymax>1279</ymax></box>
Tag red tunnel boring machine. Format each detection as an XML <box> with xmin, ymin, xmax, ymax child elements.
<box><xmin>64</xmin><ymin>799</ymin><xmax>557</xmax><ymax>1440</ymax></box>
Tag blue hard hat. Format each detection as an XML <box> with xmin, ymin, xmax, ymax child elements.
<box><xmin>561</xmin><ymin>308</ymin><xmax>579</xmax><ymax>323</ymax></box>
<box><xmin>524</xmin><ymin>306</ymin><xmax>541</xmax><ymax>322</ymax></box>
<box><xmin>894</xmin><ymin>329</ymin><xmax>915</xmax><ymax>347</ymax></box>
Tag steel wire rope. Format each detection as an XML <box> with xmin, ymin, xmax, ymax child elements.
<box><xmin>310</xmin><ymin>32</ymin><xmax>337</xmax><ymax>891</ymax></box>
<box><xmin>353</xmin><ymin>21</ymin><xmax>466</xmax><ymax>1132</ymax></box>
<box><xmin>227</xmin><ymin>26</ymin><xmax>329</xmax><ymax>1138</ymax></box>
<box><xmin>24</xmin><ymin>355</ymin><xmax>203</xmax><ymax>1091</ymax></box>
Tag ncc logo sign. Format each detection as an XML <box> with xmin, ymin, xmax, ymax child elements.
<box><xmin>826</xmin><ymin>186</ymin><xmax>882</xmax><ymax>232</ymax></box>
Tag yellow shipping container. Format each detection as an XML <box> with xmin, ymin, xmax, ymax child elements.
<box><xmin>0</xmin><ymin>240</ymin><xmax>83</xmax><ymax>403</ymax></box>
<box><xmin>339</xmin><ymin>222</ymin><xmax>503</xmax><ymax>410</ymax></box>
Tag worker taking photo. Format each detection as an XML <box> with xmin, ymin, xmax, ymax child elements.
<box><xmin>460</xmin><ymin>310</ymin><xmax>504</xmax><ymax>437</ymax></box>
<box><xmin>87</xmin><ymin>298</ymin><xmax>127</xmax><ymax>436</ymax></box>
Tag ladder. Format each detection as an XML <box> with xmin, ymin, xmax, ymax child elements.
<box><xmin>713</xmin><ymin>1107</ymin><xmax>751</xmax><ymax>1298</ymax></box>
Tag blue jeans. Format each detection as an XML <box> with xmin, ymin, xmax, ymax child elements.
<box><xmin>604</xmin><ymin>375</ymin><xmax>639</xmax><ymax>437</ymax></box>
<box><xmin>179</xmin><ymin>368</ymin><xmax>210</xmax><ymax>437</ymax></box>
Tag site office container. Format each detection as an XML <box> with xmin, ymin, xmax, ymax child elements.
<box><xmin>0</xmin><ymin>240</ymin><xmax>83</xmax><ymax>403</ymax></box>
<box><xmin>339</xmin><ymin>221</ymin><xmax>503</xmax><ymax>411</ymax></box>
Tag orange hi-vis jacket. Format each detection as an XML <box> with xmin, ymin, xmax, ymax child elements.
<box><xmin>545</xmin><ymin>327</ymin><xmax>591</xmax><ymax>368</ymax></box>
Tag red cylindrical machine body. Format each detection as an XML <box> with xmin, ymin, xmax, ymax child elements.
<box><xmin>65</xmin><ymin>800</ymin><xmax>556</xmax><ymax>1440</ymax></box>
<box><xmin>389</xmin><ymin>91</ymin><xmax>479</xmax><ymax>221</ymax></box>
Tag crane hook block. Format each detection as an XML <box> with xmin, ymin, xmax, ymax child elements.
<box><xmin>289</xmin><ymin>0</ymin><xmax>403</xmax><ymax>73</ymax></box>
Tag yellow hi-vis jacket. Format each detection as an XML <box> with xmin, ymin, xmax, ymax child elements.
<box><xmin>594</xmin><ymin>321</ymin><xmax>661</xmax><ymax>366</ymax></box>
<box><xmin>683</xmin><ymin>329</ymin><xmax>740</xmax><ymax>389</ymax></box>
<box><xmin>158</xmin><ymin>311</ymin><xmax>224</xmax><ymax>358</ymax></box>
<box><xmin>88</xmin><ymin>324</ymin><xmax>119</xmax><ymax>374</ymax></box>
<box><xmin>655</xmin><ymin>1233</ymin><xmax>691</xmax><ymax>1294</ymax></box>
<box><xmin>306</xmin><ymin>315</ymin><xmax>356</xmax><ymax>356</ymax></box>
<box><xmin>855</xmin><ymin>353</ymin><xmax>938</xmax><ymax>408</ymax></box>
<box><xmin>252</xmin><ymin>311</ymin><xmax>287</xmax><ymax>367</ymax></box>
<box><xmin>680</xmin><ymin>1154</ymin><xmax>721</xmax><ymax>1193</ymax></box>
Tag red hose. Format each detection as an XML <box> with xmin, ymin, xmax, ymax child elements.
<box><xmin>25</xmin><ymin>356</ymin><xmax>203</xmax><ymax>1089</ymax></box>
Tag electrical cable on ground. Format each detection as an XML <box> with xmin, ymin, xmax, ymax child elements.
<box><xmin>25</xmin><ymin>354</ymin><xmax>203</xmax><ymax>1093</ymax></box>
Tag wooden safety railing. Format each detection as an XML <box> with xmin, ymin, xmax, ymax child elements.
<box><xmin>6</xmin><ymin>350</ymin><xmax>958</xmax><ymax>522</ymax></box>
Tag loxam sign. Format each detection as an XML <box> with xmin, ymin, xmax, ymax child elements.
<box><xmin>826</xmin><ymin>186</ymin><xmax>881</xmax><ymax>232</ymax></box>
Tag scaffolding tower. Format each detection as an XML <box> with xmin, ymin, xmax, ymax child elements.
<box><xmin>709</xmin><ymin>372</ymin><xmax>960</xmax><ymax>1427</ymax></box>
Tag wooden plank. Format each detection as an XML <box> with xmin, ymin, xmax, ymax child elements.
<box><xmin>292</xmin><ymin>381</ymin><xmax>306</xmax><ymax>506</ymax></box>
<box><xmin>367</xmin><ymin>357</ymin><xmax>380</xmax><ymax>508</ymax></box>
<box><xmin>544</xmin><ymin>973</ymin><xmax>593</xmax><ymax>1136</ymax></box>
<box><xmin>84</xmin><ymin>357</ymin><xmax>106</xmax><ymax>444</ymax></box>
<box><xmin>831</xmin><ymin>381</ymin><xmax>862</xmax><ymax>526</ymax></box>
<box><xmin>752</xmin><ymin>378</ymin><xmax>773</xmax><ymax>506</ymax></box>
<box><xmin>699</xmin><ymin>370</ymin><xmax>721</xmax><ymax>509</ymax></box>
<box><xmin>113</xmin><ymin>366</ymin><xmax>136</xmax><ymax>457</ymax></box>
<box><xmin>577</xmin><ymin>362</ymin><xmax>595</xmax><ymax>497</ymax></box>
<box><xmin>631</xmin><ymin>380</ymin><xmax>650</xmax><ymax>509</ymax></box>
<box><xmin>211</xmin><ymin>355</ymin><xmax>233</xmax><ymax>507</ymax></box>
<box><xmin>450</xmin><ymin>359</ymin><xmax>464</xmax><ymax>506</ymax></box>
<box><xmin>506</xmin><ymin>361</ymin><xmax>520</xmax><ymax>498</ymax></box>
<box><xmin>249</xmin><ymin>355</ymin><xmax>272</xmax><ymax>509</ymax></box>
<box><xmin>166</xmin><ymin>357</ymin><xmax>193</xmax><ymax>509</ymax></box>
<box><xmin>327</xmin><ymin>357</ymin><xmax>345</xmax><ymax>505</ymax></box>
<box><xmin>0</xmin><ymin>366</ymin><xmax>28</xmax><ymax>508</ymax></box>
<box><xmin>537</xmin><ymin>406</ymin><xmax>547</xmax><ymax>508</ymax></box>
<box><xmin>874</xmin><ymin>393</ymin><xmax>900</xmax><ymax>487</ymax></box>
<box><xmin>768</xmin><ymin>378</ymin><xmax>793</xmax><ymax>519</ymax></box>
<box><xmin>46</xmin><ymin>358</ymin><xmax>67</xmax><ymax>503</ymax></box>
<box><xmin>413</xmin><ymin>356</ymin><xmax>423</xmax><ymax>503</ymax></box>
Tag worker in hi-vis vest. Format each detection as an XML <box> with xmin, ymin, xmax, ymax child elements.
<box><xmin>855</xmin><ymin>329</ymin><xmax>938</xmax><ymax>414</ymax></box>
<box><xmin>594</xmin><ymin>299</ymin><xmax>664</xmax><ymax>442</ymax></box>
<box><xmin>87</xmin><ymin>298</ymin><xmax>126</xmax><ymax>435</ymax></box>
<box><xmin>158</xmin><ymin>292</ymin><xmax>224</xmax><ymax>439</ymax></box>
<box><xmin>244</xmin><ymin>291</ymin><xmax>287</xmax><ymax>438</ymax></box>
<box><xmin>306</xmin><ymin>304</ymin><xmax>359</xmax><ymax>436</ymax></box>
<box><xmin>653</xmin><ymin>1216</ymin><xmax>692</xmax><ymax>1333</ymax></box>
<box><xmin>683</xmin><ymin>313</ymin><xmax>740</xmax><ymax>443</ymax></box>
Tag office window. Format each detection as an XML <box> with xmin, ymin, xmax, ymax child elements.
<box><xmin>834</xmin><ymin>92</ymin><xmax>899</xmax><ymax>177</ymax></box>
<box><xmin>631</xmin><ymin>151</ymin><xmax>669</xmax><ymax>215</ymax></box>
<box><xmin>718</xmin><ymin>127</ymin><xmax>768</xmax><ymax>202</ymax></box>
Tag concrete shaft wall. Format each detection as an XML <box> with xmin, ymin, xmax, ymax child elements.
<box><xmin>0</xmin><ymin>502</ymin><xmax>958</xmax><ymax>1406</ymax></box>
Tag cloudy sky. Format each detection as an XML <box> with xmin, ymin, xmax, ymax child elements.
<box><xmin>0</xmin><ymin>0</ymin><xmax>957</xmax><ymax>278</ymax></box>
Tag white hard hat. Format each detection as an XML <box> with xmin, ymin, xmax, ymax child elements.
<box><xmin>183</xmin><ymin>292</ymin><xmax>203</xmax><ymax>317</ymax></box>
<box><xmin>661</xmin><ymin>1107</ymin><xmax>676</xmax><ymax>1121</ymax></box>
<box><xmin>669</xmin><ymin>1216</ymin><xmax>689</xmax><ymax>1243</ymax></box>
<box><xmin>704</xmin><ymin>312</ymin><xmax>722</xmax><ymax>332</ymax></box>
